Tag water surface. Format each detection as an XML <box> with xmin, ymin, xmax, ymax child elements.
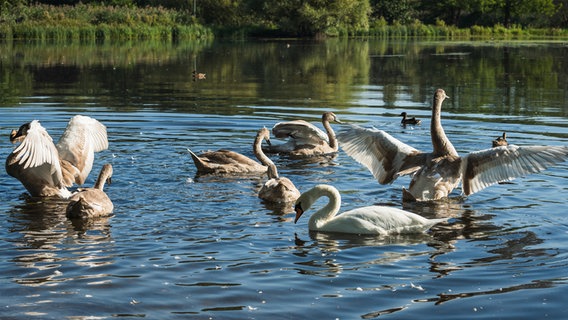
<box><xmin>0</xmin><ymin>39</ymin><xmax>567</xmax><ymax>319</ymax></box>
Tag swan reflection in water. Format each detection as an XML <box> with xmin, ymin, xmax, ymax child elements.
<box><xmin>7</xmin><ymin>196</ymin><xmax>114</xmax><ymax>286</ymax></box>
<box><xmin>290</xmin><ymin>198</ymin><xmax>556</xmax><ymax>318</ymax></box>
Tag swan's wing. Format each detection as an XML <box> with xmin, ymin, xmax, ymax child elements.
<box><xmin>272</xmin><ymin>120</ymin><xmax>328</xmax><ymax>144</ymax></box>
<box><xmin>56</xmin><ymin>115</ymin><xmax>108</xmax><ymax>185</ymax></box>
<box><xmin>11</xmin><ymin>120</ymin><xmax>65</xmax><ymax>187</ymax></box>
<box><xmin>461</xmin><ymin>145</ymin><xmax>568</xmax><ymax>196</ymax></box>
<box><xmin>337</xmin><ymin>124</ymin><xmax>426</xmax><ymax>184</ymax></box>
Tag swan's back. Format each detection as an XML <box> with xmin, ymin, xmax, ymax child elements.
<box><xmin>319</xmin><ymin>206</ymin><xmax>447</xmax><ymax>235</ymax></box>
<box><xmin>272</xmin><ymin>120</ymin><xmax>329</xmax><ymax>145</ymax></box>
<box><xmin>66</xmin><ymin>190</ymin><xmax>113</xmax><ymax>219</ymax></box>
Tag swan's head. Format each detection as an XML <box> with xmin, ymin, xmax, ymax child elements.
<box><xmin>9</xmin><ymin>121</ymin><xmax>33</xmax><ymax>144</ymax></box>
<box><xmin>258</xmin><ymin>127</ymin><xmax>272</xmax><ymax>146</ymax></box>
<box><xmin>399</xmin><ymin>112</ymin><xmax>407</xmax><ymax>117</ymax></box>
<box><xmin>101</xmin><ymin>163</ymin><xmax>113</xmax><ymax>184</ymax></box>
<box><xmin>433</xmin><ymin>89</ymin><xmax>450</xmax><ymax>106</ymax></box>
<box><xmin>294</xmin><ymin>202</ymin><xmax>304</xmax><ymax>224</ymax></box>
<box><xmin>323</xmin><ymin>112</ymin><xmax>341</xmax><ymax>124</ymax></box>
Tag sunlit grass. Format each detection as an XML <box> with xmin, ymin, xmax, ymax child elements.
<box><xmin>0</xmin><ymin>3</ymin><xmax>213</xmax><ymax>42</ymax></box>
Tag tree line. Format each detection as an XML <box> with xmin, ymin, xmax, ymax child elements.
<box><xmin>3</xmin><ymin>0</ymin><xmax>567</xmax><ymax>37</ymax></box>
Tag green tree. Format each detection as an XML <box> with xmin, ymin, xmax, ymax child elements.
<box><xmin>258</xmin><ymin>0</ymin><xmax>371</xmax><ymax>36</ymax></box>
<box><xmin>478</xmin><ymin>0</ymin><xmax>558</xmax><ymax>27</ymax></box>
<box><xmin>371</xmin><ymin>0</ymin><xmax>418</xmax><ymax>24</ymax></box>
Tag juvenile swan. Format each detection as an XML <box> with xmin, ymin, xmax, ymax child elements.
<box><xmin>294</xmin><ymin>184</ymin><xmax>448</xmax><ymax>235</ymax></box>
<box><xmin>337</xmin><ymin>89</ymin><xmax>568</xmax><ymax>202</ymax></box>
<box><xmin>265</xmin><ymin>112</ymin><xmax>341</xmax><ymax>157</ymax></box>
<box><xmin>188</xmin><ymin>128</ymin><xmax>269</xmax><ymax>175</ymax></box>
<box><xmin>256</xmin><ymin>128</ymin><xmax>300</xmax><ymax>203</ymax></box>
<box><xmin>6</xmin><ymin>115</ymin><xmax>109</xmax><ymax>198</ymax></box>
<box><xmin>66</xmin><ymin>163</ymin><xmax>114</xmax><ymax>219</ymax></box>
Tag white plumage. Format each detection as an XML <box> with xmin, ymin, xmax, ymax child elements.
<box><xmin>6</xmin><ymin>115</ymin><xmax>108</xmax><ymax>198</ymax></box>
<box><xmin>294</xmin><ymin>184</ymin><xmax>448</xmax><ymax>235</ymax></box>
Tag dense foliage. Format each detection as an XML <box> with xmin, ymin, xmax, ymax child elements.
<box><xmin>1</xmin><ymin>0</ymin><xmax>567</xmax><ymax>38</ymax></box>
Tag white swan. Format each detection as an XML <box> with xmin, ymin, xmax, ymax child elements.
<box><xmin>294</xmin><ymin>184</ymin><xmax>448</xmax><ymax>235</ymax></box>
<box><xmin>256</xmin><ymin>128</ymin><xmax>300</xmax><ymax>203</ymax></box>
<box><xmin>265</xmin><ymin>112</ymin><xmax>341</xmax><ymax>157</ymax></box>
<box><xmin>66</xmin><ymin>163</ymin><xmax>114</xmax><ymax>219</ymax></box>
<box><xmin>6</xmin><ymin>115</ymin><xmax>109</xmax><ymax>198</ymax></box>
<box><xmin>188</xmin><ymin>128</ymin><xmax>269</xmax><ymax>175</ymax></box>
<box><xmin>337</xmin><ymin>89</ymin><xmax>568</xmax><ymax>202</ymax></box>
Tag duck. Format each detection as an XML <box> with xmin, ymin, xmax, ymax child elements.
<box><xmin>400</xmin><ymin>112</ymin><xmax>421</xmax><ymax>125</ymax></box>
<box><xmin>337</xmin><ymin>88</ymin><xmax>568</xmax><ymax>202</ymax></box>
<box><xmin>192</xmin><ymin>70</ymin><xmax>206</xmax><ymax>80</ymax></box>
<box><xmin>264</xmin><ymin>112</ymin><xmax>341</xmax><ymax>157</ymax></box>
<box><xmin>492</xmin><ymin>132</ymin><xmax>508</xmax><ymax>147</ymax></box>
<box><xmin>6</xmin><ymin>115</ymin><xmax>109</xmax><ymax>198</ymax></box>
<box><xmin>293</xmin><ymin>184</ymin><xmax>448</xmax><ymax>235</ymax></box>
<box><xmin>188</xmin><ymin>128</ymin><xmax>269</xmax><ymax>175</ymax></box>
<box><xmin>256</xmin><ymin>129</ymin><xmax>300</xmax><ymax>203</ymax></box>
<box><xmin>66</xmin><ymin>163</ymin><xmax>114</xmax><ymax>219</ymax></box>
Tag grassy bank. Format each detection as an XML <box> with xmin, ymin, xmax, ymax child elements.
<box><xmin>0</xmin><ymin>3</ymin><xmax>213</xmax><ymax>42</ymax></box>
<box><xmin>1</xmin><ymin>4</ymin><xmax>567</xmax><ymax>42</ymax></box>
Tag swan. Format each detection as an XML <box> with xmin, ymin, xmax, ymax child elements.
<box><xmin>492</xmin><ymin>132</ymin><xmax>508</xmax><ymax>147</ymax></box>
<box><xmin>400</xmin><ymin>112</ymin><xmax>421</xmax><ymax>125</ymax></box>
<box><xmin>6</xmin><ymin>115</ymin><xmax>109</xmax><ymax>198</ymax></box>
<box><xmin>66</xmin><ymin>163</ymin><xmax>114</xmax><ymax>219</ymax></box>
<box><xmin>293</xmin><ymin>184</ymin><xmax>448</xmax><ymax>235</ymax></box>
<box><xmin>337</xmin><ymin>88</ymin><xmax>568</xmax><ymax>202</ymax></box>
<box><xmin>188</xmin><ymin>128</ymin><xmax>269</xmax><ymax>175</ymax></box>
<box><xmin>256</xmin><ymin>128</ymin><xmax>300</xmax><ymax>203</ymax></box>
<box><xmin>264</xmin><ymin>112</ymin><xmax>341</xmax><ymax>157</ymax></box>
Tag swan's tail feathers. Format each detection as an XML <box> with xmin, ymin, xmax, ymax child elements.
<box><xmin>422</xmin><ymin>217</ymin><xmax>450</xmax><ymax>232</ymax></box>
<box><xmin>187</xmin><ymin>148</ymin><xmax>207</xmax><ymax>172</ymax></box>
<box><xmin>402</xmin><ymin>188</ymin><xmax>417</xmax><ymax>202</ymax></box>
<box><xmin>66</xmin><ymin>197</ymin><xmax>91</xmax><ymax>219</ymax></box>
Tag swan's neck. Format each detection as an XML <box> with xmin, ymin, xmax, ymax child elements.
<box><xmin>322</xmin><ymin>119</ymin><xmax>337</xmax><ymax>149</ymax></box>
<box><xmin>431</xmin><ymin>98</ymin><xmax>458</xmax><ymax>156</ymax></box>
<box><xmin>94</xmin><ymin>172</ymin><xmax>108</xmax><ymax>190</ymax></box>
<box><xmin>253</xmin><ymin>135</ymin><xmax>275</xmax><ymax>173</ymax></box>
<box><xmin>308</xmin><ymin>186</ymin><xmax>341</xmax><ymax>230</ymax></box>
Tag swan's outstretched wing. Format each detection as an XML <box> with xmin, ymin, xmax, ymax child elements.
<box><xmin>11</xmin><ymin>120</ymin><xmax>64</xmax><ymax>187</ymax></box>
<box><xmin>56</xmin><ymin>115</ymin><xmax>108</xmax><ymax>185</ymax></box>
<box><xmin>461</xmin><ymin>145</ymin><xmax>568</xmax><ymax>196</ymax></box>
<box><xmin>337</xmin><ymin>124</ymin><xmax>426</xmax><ymax>184</ymax></box>
<box><xmin>272</xmin><ymin>120</ymin><xmax>328</xmax><ymax>145</ymax></box>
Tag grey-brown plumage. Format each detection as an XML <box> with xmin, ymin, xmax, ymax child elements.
<box><xmin>188</xmin><ymin>128</ymin><xmax>269</xmax><ymax>175</ymax></box>
<box><xmin>265</xmin><ymin>112</ymin><xmax>341</xmax><ymax>157</ymax></box>
<box><xmin>66</xmin><ymin>163</ymin><xmax>114</xmax><ymax>219</ymax></box>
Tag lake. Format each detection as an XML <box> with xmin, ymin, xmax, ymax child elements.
<box><xmin>0</xmin><ymin>38</ymin><xmax>567</xmax><ymax>319</ymax></box>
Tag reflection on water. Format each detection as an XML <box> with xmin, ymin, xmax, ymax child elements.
<box><xmin>0</xmin><ymin>39</ymin><xmax>567</xmax><ymax>319</ymax></box>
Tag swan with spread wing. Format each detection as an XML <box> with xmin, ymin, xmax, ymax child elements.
<box><xmin>6</xmin><ymin>115</ymin><xmax>109</xmax><ymax>198</ymax></box>
<box><xmin>337</xmin><ymin>89</ymin><xmax>568</xmax><ymax>202</ymax></box>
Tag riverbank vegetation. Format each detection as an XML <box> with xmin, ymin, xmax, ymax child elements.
<box><xmin>1</xmin><ymin>0</ymin><xmax>567</xmax><ymax>41</ymax></box>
